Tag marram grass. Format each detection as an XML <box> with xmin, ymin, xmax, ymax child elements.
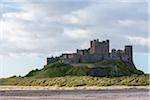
<box><xmin>0</xmin><ymin>74</ymin><xmax>149</xmax><ymax>87</ymax></box>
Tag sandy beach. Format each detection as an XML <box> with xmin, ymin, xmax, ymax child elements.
<box><xmin>0</xmin><ymin>86</ymin><xmax>149</xmax><ymax>90</ymax></box>
<box><xmin>0</xmin><ymin>86</ymin><xmax>149</xmax><ymax>100</ymax></box>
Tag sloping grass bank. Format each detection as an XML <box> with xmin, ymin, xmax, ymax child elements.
<box><xmin>0</xmin><ymin>74</ymin><xmax>149</xmax><ymax>87</ymax></box>
<box><xmin>25</xmin><ymin>63</ymin><xmax>87</xmax><ymax>78</ymax></box>
<box><xmin>24</xmin><ymin>60</ymin><xmax>143</xmax><ymax>78</ymax></box>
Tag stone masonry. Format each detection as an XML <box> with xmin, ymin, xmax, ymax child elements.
<box><xmin>47</xmin><ymin>39</ymin><xmax>133</xmax><ymax>65</ymax></box>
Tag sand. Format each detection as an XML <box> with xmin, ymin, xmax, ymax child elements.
<box><xmin>0</xmin><ymin>86</ymin><xmax>149</xmax><ymax>100</ymax></box>
<box><xmin>0</xmin><ymin>86</ymin><xmax>149</xmax><ymax>90</ymax></box>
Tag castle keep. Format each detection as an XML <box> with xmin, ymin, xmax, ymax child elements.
<box><xmin>47</xmin><ymin>39</ymin><xmax>133</xmax><ymax>65</ymax></box>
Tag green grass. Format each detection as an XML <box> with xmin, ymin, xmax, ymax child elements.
<box><xmin>96</xmin><ymin>60</ymin><xmax>131</xmax><ymax>74</ymax></box>
<box><xmin>24</xmin><ymin>60</ymin><xmax>144</xmax><ymax>78</ymax></box>
<box><xmin>129</xmin><ymin>66</ymin><xmax>143</xmax><ymax>75</ymax></box>
<box><xmin>25</xmin><ymin>63</ymin><xmax>86</xmax><ymax>78</ymax></box>
<box><xmin>0</xmin><ymin>74</ymin><xmax>149</xmax><ymax>86</ymax></box>
<box><xmin>0</xmin><ymin>60</ymin><xmax>147</xmax><ymax>87</ymax></box>
<box><xmin>91</xmin><ymin>60</ymin><xmax>143</xmax><ymax>75</ymax></box>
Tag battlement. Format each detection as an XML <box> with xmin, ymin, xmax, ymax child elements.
<box><xmin>90</xmin><ymin>39</ymin><xmax>109</xmax><ymax>55</ymax></box>
<box><xmin>47</xmin><ymin>56</ymin><xmax>59</xmax><ymax>65</ymax></box>
<box><xmin>77</xmin><ymin>49</ymin><xmax>90</xmax><ymax>55</ymax></box>
<box><xmin>47</xmin><ymin>39</ymin><xmax>133</xmax><ymax>65</ymax></box>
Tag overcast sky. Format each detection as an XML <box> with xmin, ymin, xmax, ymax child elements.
<box><xmin>0</xmin><ymin>0</ymin><xmax>149</xmax><ymax>77</ymax></box>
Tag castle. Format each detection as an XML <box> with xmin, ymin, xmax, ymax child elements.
<box><xmin>47</xmin><ymin>39</ymin><xmax>133</xmax><ymax>65</ymax></box>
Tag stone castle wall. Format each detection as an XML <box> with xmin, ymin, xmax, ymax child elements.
<box><xmin>47</xmin><ymin>39</ymin><xmax>133</xmax><ymax>65</ymax></box>
<box><xmin>90</xmin><ymin>39</ymin><xmax>109</xmax><ymax>55</ymax></box>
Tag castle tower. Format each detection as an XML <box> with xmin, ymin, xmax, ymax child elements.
<box><xmin>124</xmin><ymin>45</ymin><xmax>133</xmax><ymax>62</ymax></box>
<box><xmin>90</xmin><ymin>39</ymin><xmax>109</xmax><ymax>55</ymax></box>
<box><xmin>90</xmin><ymin>39</ymin><xmax>97</xmax><ymax>54</ymax></box>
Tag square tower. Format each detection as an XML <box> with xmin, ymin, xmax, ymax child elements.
<box><xmin>90</xmin><ymin>39</ymin><xmax>109</xmax><ymax>55</ymax></box>
<box><xmin>124</xmin><ymin>45</ymin><xmax>133</xmax><ymax>62</ymax></box>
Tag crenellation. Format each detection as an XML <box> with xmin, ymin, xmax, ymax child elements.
<box><xmin>47</xmin><ymin>39</ymin><xmax>133</xmax><ymax>65</ymax></box>
<box><xmin>47</xmin><ymin>56</ymin><xmax>59</xmax><ymax>65</ymax></box>
<box><xmin>77</xmin><ymin>49</ymin><xmax>89</xmax><ymax>55</ymax></box>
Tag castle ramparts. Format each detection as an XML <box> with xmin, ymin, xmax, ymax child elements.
<box><xmin>47</xmin><ymin>39</ymin><xmax>133</xmax><ymax>64</ymax></box>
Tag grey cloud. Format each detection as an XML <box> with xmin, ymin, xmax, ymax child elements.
<box><xmin>61</xmin><ymin>2</ymin><xmax>148</xmax><ymax>52</ymax></box>
<box><xmin>0</xmin><ymin>1</ymin><xmax>148</xmax><ymax>58</ymax></box>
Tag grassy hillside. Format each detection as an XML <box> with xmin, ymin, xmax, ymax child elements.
<box><xmin>24</xmin><ymin>60</ymin><xmax>143</xmax><ymax>78</ymax></box>
<box><xmin>25</xmin><ymin>63</ymin><xmax>87</xmax><ymax>78</ymax></box>
<box><xmin>95</xmin><ymin>60</ymin><xmax>143</xmax><ymax>75</ymax></box>
<box><xmin>0</xmin><ymin>74</ymin><xmax>149</xmax><ymax>86</ymax></box>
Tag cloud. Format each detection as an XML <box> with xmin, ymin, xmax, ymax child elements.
<box><xmin>0</xmin><ymin>0</ymin><xmax>148</xmax><ymax>59</ymax></box>
<box><xmin>128</xmin><ymin>36</ymin><xmax>149</xmax><ymax>46</ymax></box>
<box><xmin>118</xmin><ymin>20</ymin><xmax>139</xmax><ymax>27</ymax></box>
<box><xmin>67</xmin><ymin>3</ymin><xmax>147</xmax><ymax>35</ymax></box>
<box><xmin>63</xmin><ymin>28</ymin><xmax>90</xmax><ymax>39</ymax></box>
<box><xmin>0</xmin><ymin>1</ymin><xmax>92</xmax><ymax>57</ymax></box>
<box><xmin>59</xmin><ymin>2</ymin><xmax>148</xmax><ymax>52</ymax></box>
<box><xmin>127</xmin><ymin>36</ymin><xmax>150</xmax><ymax>53</ymax></box>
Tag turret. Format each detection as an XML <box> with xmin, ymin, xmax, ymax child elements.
<box><xmin>90</xmin><ymin>39</ymin><xmax>98</xmax><ymax>54</ymax></box>
<box><xmin>124</xmin><ymin>45</ymin><xmax>133</xmax><ymax>62</ymax></box>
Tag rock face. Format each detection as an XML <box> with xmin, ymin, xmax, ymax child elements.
<box><xmin>71</xmin><ymin>60</ymin><xmax>144</xmax><ymax>77</ymax></box>
<box><xmin>87</xmin><ymin>68</ymin><xmax>111</xmax><ymax>77</ymax></box>
<box><xmin>86</xmin><ymin>66</ymin><xmax>128</xmax><ymax>77</ymax></box>
<box><xmin>76</xmin><ymin>60</ymin><xmax>141</xmax><ymax>77</ymax></box>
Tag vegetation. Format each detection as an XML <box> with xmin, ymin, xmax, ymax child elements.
<box><xmin>25</xmin><ymin>63</ymin><xmax>87</xmax><ymax>78</ymax></box>
<box><xmin>0</xmin><ymin>60</ymin><xmax>147</xmax><ymax>87</ymax></box>
<box><xmin>0</xmin><ymin>74</ymin><xmax>149</xmax><ymax>86</ymax></box>
<box><xmin>24</xmin><ymin>60</ymin><xmax>143</xmax><ymax>78</ymax></box>
<box><xmin>96</xmin><ymin>60</ymin><xmax>143</xmax><ymax>75</ymax></box>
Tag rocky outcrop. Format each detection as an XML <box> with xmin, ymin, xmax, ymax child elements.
<box><xmin>71</xmin><ymin>60</ymin><xmax>144</xmax><ymax>77</ymax></box>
